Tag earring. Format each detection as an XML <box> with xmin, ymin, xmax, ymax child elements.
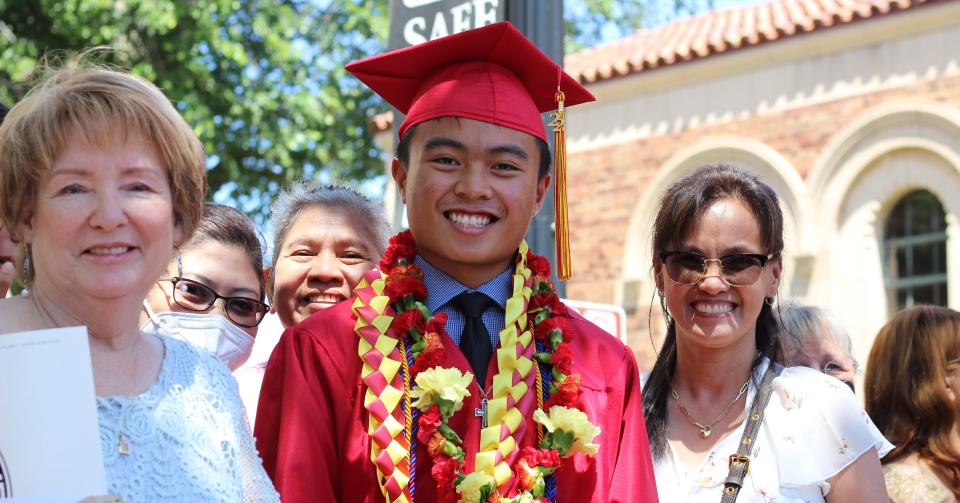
<box><xmin>765</xmin><ymin>296</ymin><xmax>776</xmax><ymax>306</ymax></box>
<box><xmin>22</xmin><ymin>254</ymin><xmax>31</xmax><ymax>281</ymax></box>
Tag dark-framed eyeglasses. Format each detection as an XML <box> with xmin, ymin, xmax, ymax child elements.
<box><xmin>658</xmin><ymin>251</ymin><xmax>775</xmax><ymax>287</ymax></box>
<box><xmin>165</xmin><ymin>257</ymin><xmax>269</xmax><ymax>328</ymax></box>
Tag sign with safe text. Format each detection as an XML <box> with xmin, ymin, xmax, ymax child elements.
<box><xmin>389</xmin><ymin>0</ymin><xmax>505</xmax><ymax>49</ymax></box>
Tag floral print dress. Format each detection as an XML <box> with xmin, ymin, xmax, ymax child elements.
<box><xmin>653</xmin><ymin>358</ymin><xmax>893</xmax><ymax>502</ymax></box>
<box><xmin>884</xmin><ymin>459</ymin><xmax>957</xmax><ymax>503</ymax></box>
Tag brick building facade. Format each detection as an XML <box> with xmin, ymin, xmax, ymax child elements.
<box><xmin>564</xmin><ymin>0</ymin><xmax>960</xmax><ymax>372</ymax></box>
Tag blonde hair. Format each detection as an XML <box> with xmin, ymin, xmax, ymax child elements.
<box><xmin>0</xmin><ymin>57</ymin><xmax>207</xmax><ymax>284</ymax></box>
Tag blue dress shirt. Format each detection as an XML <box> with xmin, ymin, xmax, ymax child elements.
<box><xmin>415</xmin><ymin>255</ymin><xmax>512</xmax><ymax>349</ymax></box>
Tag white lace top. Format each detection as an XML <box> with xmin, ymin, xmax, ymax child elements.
<box><xmin>97</xmin><ymin>334</ymin><xmax>279</xmax><ymax>502</ymax></box>
<box><xmin>654</xmin><ymin>359</ymin><xmax>894</xmax><ymax>502</ymax></box>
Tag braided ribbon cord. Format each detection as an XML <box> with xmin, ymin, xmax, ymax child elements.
<box><xmin>474</xmin><ymin>242</ymin><xmax>537</xmax><ymax>487</ymax></box>
<box><xmin>354</xmin><ymin>269</ymin><xmax>411</xmax><ymax>503</ymax></box>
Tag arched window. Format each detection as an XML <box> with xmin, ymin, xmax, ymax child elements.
<box><xmin>884</xmin><ymin>190</ymin><xmax>948</xmax><ymax>310</ymax></box>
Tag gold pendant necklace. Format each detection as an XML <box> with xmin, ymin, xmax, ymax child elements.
<box><xmin>670</xmin><ymin>378</ymin><xmax>750</xmax><ymax>439</ymax></box>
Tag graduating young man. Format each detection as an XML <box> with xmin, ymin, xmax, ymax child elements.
<box><xmin>254</xmin><ymin>22</ymin><xmax>658</xmax><ymax>503</ymax></box>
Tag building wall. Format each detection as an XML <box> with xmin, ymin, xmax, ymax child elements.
<box><xmin>564</xmin><ymin>2</ymin><xmax>960</xmax><ymax>372</ymax></box>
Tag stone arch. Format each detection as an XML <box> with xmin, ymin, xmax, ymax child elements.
<box><xmin>619</xmin><ymin>136</ymin><xmax>805</xmax><ymax>309</ymax></box>
<box><xmin>807</xmin><ymin>102</ymin><xmax>960</xmax><ymax>367</ymax></box>
<box><xmin>821</xmin><ymin>146</ymin><xmax>960</xmax><ymax>353</ymax></box>
<box><xmin>809</xmin><ymin>102</ymin><xmax>960</xmax><ymax>247</ymax></box>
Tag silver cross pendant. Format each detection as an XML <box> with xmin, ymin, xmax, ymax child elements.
<box><xmin>474</xmin><ymin>397</ymin><xmax>488</xmax><ymax>428</ymax></box>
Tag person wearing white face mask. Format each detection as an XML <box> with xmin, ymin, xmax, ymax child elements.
<box><xmin>142</xmin><ymin>203</ymin><xmax>269</xmax><ymax>371</ymax></box>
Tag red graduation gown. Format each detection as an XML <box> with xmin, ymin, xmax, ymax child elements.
<box><xmin>254</xmin><ymin>299</ymin><xmax>658</xmax><ymax>503</ymax></box>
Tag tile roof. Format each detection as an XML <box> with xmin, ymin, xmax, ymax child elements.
<box><xmin>565</xmin><ymin>0</ymin><xmax>939</xmax><ymax>84</ymax></box>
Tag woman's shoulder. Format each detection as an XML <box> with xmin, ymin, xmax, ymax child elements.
<box><xmin>759</xmin><ymin>361</ymin><xmax>893</xmax><ymax>487</ymax></box>
<box><xmin>884</xmin><ymin>456</ymin><xmax>956</xmax><ymax>503</ymax></box>
<box><xmin>767</xmin><ymin>364</ymin><xmax>882</xmax><ymax>441</ymax></box>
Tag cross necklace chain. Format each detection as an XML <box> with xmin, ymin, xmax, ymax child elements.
<box><xmin>670</xmin><ymin>377</ymin><xmax>751</xmax><ymax>439</ymax></box>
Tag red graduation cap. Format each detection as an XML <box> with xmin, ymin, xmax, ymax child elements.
<box><xmin>346</xmin><ymin>21</ymin><xmax>595</xmax><ymax>279</ymax></box>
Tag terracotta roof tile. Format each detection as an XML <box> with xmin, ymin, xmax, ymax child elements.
<box><xmin>565</xmin><ymin>0</ymin><xmax>939</xmax><ymax>83</ymax></box>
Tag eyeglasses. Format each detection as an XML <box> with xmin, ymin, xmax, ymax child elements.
<box><xmin>658</xmin><ymin>251</ymin><xmax>775</xmax><ymax>287</ymax></box>
<box><xmin>164</xmin><ymin>257</ymin><xmax>269</xmax><ymax>328</ymax></box>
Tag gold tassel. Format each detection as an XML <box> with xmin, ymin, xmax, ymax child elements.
<box><xmin>549</xmin><ymin>88</ymin><xmax>571</xmax><ymax>280</ymax></box>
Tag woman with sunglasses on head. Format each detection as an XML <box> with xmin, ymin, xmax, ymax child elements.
<box><xmin>142</xmin><ymin>203</ymin><xmax>269</xmax><ymax>371</ymax></box>
<box><xmin>644</xmin><ymin>164</ymin><xmax>890</xmax><ymax>502</ymax></box>
<box><xmin>0</xmin><ymin>62</ymin><xmax>277</xmax><ymax>502</ymax></box>
<box><xmin>865</xmin><ymin>305</ymin><xmax>960</xmax><ymax>503</ymax></box>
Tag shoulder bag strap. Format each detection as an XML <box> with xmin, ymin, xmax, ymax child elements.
<box><xmin>719</xmin><ymin>361</ymin><xmax>784</xmax><ymax>503</ymax></box>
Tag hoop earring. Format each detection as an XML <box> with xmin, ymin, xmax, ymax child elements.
<box><xmin>765</xmin><ymin>296</ymin><xmax>776</xmax><ymax>306</ymax></box>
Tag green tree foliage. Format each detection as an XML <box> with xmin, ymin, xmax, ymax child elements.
<box><xmin>0</xmin><ymin>0</ymin><xmax>388</xmax><ymax>219</ymax></box>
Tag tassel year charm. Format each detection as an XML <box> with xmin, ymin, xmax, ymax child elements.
<box><xmin>549</xmin><ymin>88</ymin><xmax>571</xmax><ymax>280</ymax></box>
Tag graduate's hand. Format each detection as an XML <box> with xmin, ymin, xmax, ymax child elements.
<box><xmin>79</xmin><ymin>495</ymin><xmax>132</xmax><ymax>503</ymax></box>
<box><xmin>0</xmin><ymin>259</ymin><xmax>13</xmax><ymax>298</ymax></box>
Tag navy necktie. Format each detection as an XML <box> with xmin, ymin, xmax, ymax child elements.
<box><xmin>450</xmin><ymin>292</ymin><xmax>495</xmax><ymax>385</ymax></box>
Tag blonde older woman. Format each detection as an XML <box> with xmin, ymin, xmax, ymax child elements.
<box><xmin>0</xmin><ymin>63</ymin><xmax>278</xmax><ymax>502</ymax></box>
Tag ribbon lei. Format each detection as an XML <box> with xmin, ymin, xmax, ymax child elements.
<box><xmin>548</xmin><ymin>88</ymin><xmax>571</xmax><ymax>280</ymax></box>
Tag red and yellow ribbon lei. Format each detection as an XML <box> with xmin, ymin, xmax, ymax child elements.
<box><xmin>354</xmin><ymin>231</ymin><xmax>598</xmax><ymax>503</ymax></box>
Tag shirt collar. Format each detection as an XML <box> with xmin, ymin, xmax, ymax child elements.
<box><xmin>415</xmin><ymin>255</ymin><xmax>513</xmax><ymax>313</ymax></box>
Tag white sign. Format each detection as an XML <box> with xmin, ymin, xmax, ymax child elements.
<box><xmin>562</xmin><ymin>299</ymin><xmax>629</xmax><ymax>344</ymax></box>
<box><xmin>0</xmin><ymin>327</ymin><xmax>106</xmax><ymax>501</ymax></box>
<box><xmin>389</xmin><ymin>0</ymin><xmax>503</xmax><ymax>48</ymax></box>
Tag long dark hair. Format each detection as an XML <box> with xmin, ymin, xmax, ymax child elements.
<box><xmin>642</xmin><ymin>163</ymin><xmax>785</xmax><ymax>460</ymax></box>
<box><xmin>865</xmin><ymin>305</ymin><xmax>960</xmax><ymax>498</ymax></box>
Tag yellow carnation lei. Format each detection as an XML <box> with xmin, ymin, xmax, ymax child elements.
<box><xmin>457</xmin><ymin>471</ymin><xmax>496</xmax><ymax>503</ymax></box>
<box><xmin>410</xmin><ymin>367</ymin><xmax>472</xmax><ymax>411</ymax></box>
<box><xmin>533</xmin><ymin>405</ymin><xmax>601</xmax><ymax>455</ymax></box>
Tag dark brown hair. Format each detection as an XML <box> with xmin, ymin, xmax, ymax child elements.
<box><xmin>865</xmin><ymin>305</ymin><xmax>960</xmax><ymax>498</ymax></box>
<box><xmin>642</xmin><ymin>163</ymin><xmax>785</xmax><ymax>459</ymax></box>
<box><xmin>182</xmin><ymin>203</ymin><xmax>266</xmax><ymax>301</ymax></box>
